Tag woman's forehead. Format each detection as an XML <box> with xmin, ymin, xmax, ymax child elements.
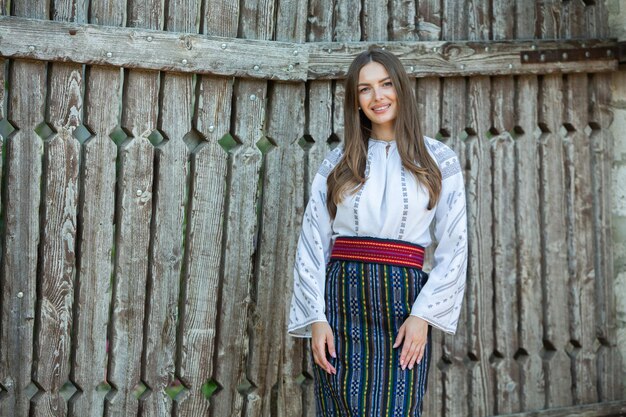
<box><xmin>358</xmin><ymin>62</ymin><xmax>390</xmax><ymax>84</ymax></box>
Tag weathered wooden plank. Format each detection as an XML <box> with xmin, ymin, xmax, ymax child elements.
<box><xmin>88</xmin><ymin>0</ymin><xmax>126</xmax><ymax>26</ymax></box>
<box><xmin>139</xmin><ymin>75</ymin><xmax>190</xmax><ymax>417</ymax></box>
<box><xmin>0</xmin><ymin>17</ymin><xmax>620</xmax><ymax>79</ymax></box>
<box><xmin>276</xmin><ymin>0</ymin><xmax>307</xmax><ymax>43</ymax></box>
<box><xmin>307</xmin><ymin>0</ymin><xmax>333</xmax><ymax>42</ymax></box>
<box><xmin>538</xmin><ymin>74</ymin><xmax>572</xmax><ymax>409</ymax></box>
<box><xmin>174</xmin><ymin>78</ymin><xmax>231</xmax><ymax>416</ymax></box>
<box><xmin>466</xmin><ymin>75</ymin><xmax>495</xmax><ymax>417</ymax></box>
<box><xmin>502</xmin><ymin>400</ymin><xmax>626</xmax><ymax>417</ymax></box>
<box><xmin>493</xmin><ymin>0</ymin><xmax>515</xmax><ymax>40</ymax></box>
<box><xmin>31</xmin><ymin>61</ymin><xmax>82</xmax><ymax>417</ymax></box>
<box><xmin>0</xmin><ymin>16</ymin><xmax>306</xmax><ymax>81</ymax></box>
<box><xmin>440</xmin><ymin>56</ymin><xmax>468</xmax><ymax>417</ymax></box>
<box><xmin>104</xmin><ymin>79</ymin><xmax>156</xmax><ymax>416</ymax></box>
<box><xmin>0</xmin><ymin>59</ymin><xmax>45</xmax><ymax>417</ymax></box>
<box><xmin>515</xmin><ymin>75</ymin><xmax>545</xmax><ymax>411</ymax></box>
<box><xmin>334</xmin><ymin>0</ymin><xmax>361</xmax><ymax>41</ymax></box>
<box><xmin>563</xmin><ymin>73</ymin><xmax>597</xmax><ymax>405</ymax></box>
<box><xmin>53</xmin><ymin>0</ymin><xmax>88</xmax><ymax>23</ymax></box>
<box><xmin>0</xmin><ymin>58</ymin><xmax>5</xmax><ymax>119</ymax></box>
<box><xmin>561</xmin><ymin>0</ymin><xmax>585</xmax><ymax>39</ymax></box>
<box><xmin>537</xmin><ymin>0</ymin><xmax>561</xmax><ymax>40</ymax></box>
<box><xmin>67</xmin><ymin>65</ymin><xmax>119</xmax><ymax>417</ymax></box>
<box><xmin>415</xmin><ymin>76</ymin><xmax>443</xmax><ymax>417</ymax></box>
<box><xmin>210</xmin><ymin>79</ymin><xmax>264</xmax><ymax>417</ymax></box>
<box><xmin>174</xmin><ymin>3</ymin><xmax>237</xmax><ymax>413</ymax></box>
<box><xmin>492</xmin><ymin>131</ymin><xmax>520</xmax><ymax>414</ymax></box>
<box><xmin>589</xmin><ymin>73</ymin><xmax>621</xmax><ymax>401</ymax></box>
<box><xmin>416</xmin><ymin>0</ymin><xmax>441</xmax><ymax>40</ymax></box>
<box><xmin>247</xmin><ymin>82</ymin><xmax>305</xmax><ymax>417</ymax></box>
<box><xmin>389</xmin><ymin>0</ymin><xmax>416</xmax><ymax>41</ymax></box>
<box><xmin>363</xmin><ymin>0</ymin><xmax>388</xmax><ymax>41</ymax></box>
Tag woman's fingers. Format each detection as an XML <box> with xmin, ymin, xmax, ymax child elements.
<box><xmin>393</xmin><ymin>324</ymin><xmax>405</xmax><ymax>348</ymax></box>
<box><xmin>311</xmin><ymin>322</ymin><xmax>337</xmax><ymax>375</ymax></box>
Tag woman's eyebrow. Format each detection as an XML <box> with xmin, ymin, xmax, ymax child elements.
<box><xmin>358</xmin><ymin>77</ymin><xmax>391</xmax><ymax>86</ymax></box>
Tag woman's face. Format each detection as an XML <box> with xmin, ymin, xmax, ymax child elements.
<box><xmin>357</xmin><ymin>61</ymin><xmax>398</xmax><ymax>135</ymax></box>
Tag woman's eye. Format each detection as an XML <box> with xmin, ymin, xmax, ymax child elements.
<box><xmin>359</xmin><ymin>87</ymin><xmax>370</xmax><ymax>93</ymax></box>
<box><xmin>383</xmin><ymin>81</ymin><xmax>393</xmax><ymax>87</ymax></box>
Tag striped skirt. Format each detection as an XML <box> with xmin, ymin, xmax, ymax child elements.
<box><xmin>314</xmin><ymin>237</ymin><xmax>431</xmax><ymax>417</ymax></box>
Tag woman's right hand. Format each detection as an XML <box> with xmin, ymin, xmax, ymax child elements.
<box><xmin>311</xmin><ymin>322</ymin><xmax>337</xmax><ymax>375</ymax></box>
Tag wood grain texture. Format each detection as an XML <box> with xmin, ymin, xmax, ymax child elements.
<box><xmin>105</xmin><ymin>99</ymin><xmax>155</xmax><ymax>417</ymax></box>
<box><xmin>363</xmin><ymin>0</ymin><xmax>388</xmax><ymax>41</ymax></box>
<box><xmin>538</xmin><ymin>74</ymin><xmax>572</xmax><ymax>408</ymax></box>
<box><xmin>53</xmin><ymin>0</ymin><xmax>88</xmax><ymax>23</ymax></box>
<box><xmin>416</xmin><ymin>76</ymin><xmax>443</xmax><ymax>417</ymax></box>
<box><xmin>31</xmin><ymin>62</ymin><xmax>82</xmax><ymax>417</ymax></box>
<box><xmin>139</xmin><ymin>74</ymin><xmax>190</xmax><ymax>417</ymax></box>
<box><xmin>515</xmin><ymin>75</ymin><xmax>545</xmax><ymax>411</ymax></box>
<box><xmin>334</xmin><ymin>0</ymin><xmax>361</xmax><ymax>41</ymax></box>
<box><xmin>492</xmin><ymin>131</ymin><xmax>520</xmax><ymax>414</ymax></box>
<box><xmin>563</xmin><ymin>73</ymin><xmax>597</xmax><ymax>405</ymax></box>
<box><xmin>417</xmin><ymin>0</ymin><xmax>441</xmax><ymax>40</ymax></box>
<box><xmin>0</xmin><ymin>59</ymin><xmax>46</xmax><ymax>417</ymax></box>
<box><xmin>589</xmin><ymin>73</ymin><xmax>621</xmax><ymax>401</ymax></box>
<box><xmin>0</xmin><ymin>58</ymin><xmax>5</xmax><ymax>119</ymax></box>
<box><xmin>89</xmin><ymin>0</ymin><xmax>126</xmax><ymax>26</ymax></box>
<box><xmin>466</xmin><ymin>75</ymin><xmax>494</xmax><ymax>417</ymax></box>
<box><xmin>68</xmin><ymin>65</ymin><xmax>119</xmax><ymax>417</ymax></box>
<box><xmin>175</xmin><ymin>77</ymin><xmax>231</xmax><ymax>417</ymax></box>
<box><xmin>502</xmin><ymin>400</ymin><xmax>626</xmax><ymax>417</ymax></box>
<box><xmin>210</xmin><ymin>79</ymin><xmax>264</xmax><ymax>417</ymax></box>
<box><xmin>203</xmin><ymin>0</ymin><xmax>239</xmax><ymax>37</ymax></box>
<box><xmin>307</xmin><ymin>0</ymin><xmax>333</xmax><ymax>42</ymax></box>
<box><xmin>247</xmin><ymin>82</ymin><xmax>305</xmax><ymax>417</ymax></box>
<box><xmin>389</xmin><ymin>0</ymin><xmax>416</xmax><ymax>41</ymax></box>
<box><xmin>440</xmin><ymin>74</ymin><xmax>468</xmax><ymax>417</ymax></box>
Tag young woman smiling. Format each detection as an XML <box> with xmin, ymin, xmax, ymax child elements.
<box><xmin>289</xmin><ymin>48</ymin><xmax>468</xmax><ymax>416</ymax></box>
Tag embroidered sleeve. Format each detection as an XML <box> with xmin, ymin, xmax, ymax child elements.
<box><xmin>288</xmin><ymin>148</ymin><xmax>342</xmax><ymax>338</ymax></box>
<box><xmin>411</xmin><ymin>141</ymin><xmax>468</xmax><ymax>334</ymax></box>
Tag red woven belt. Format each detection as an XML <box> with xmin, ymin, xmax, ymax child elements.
<box><xmin>330</xmin><ymin>236</ymin><xmax>425</xmax><ymax>269</ymax></box>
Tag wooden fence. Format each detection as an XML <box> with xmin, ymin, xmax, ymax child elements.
<box><xmin>0</xmin><ymin>0</ymin><xmax>624</xmax><ymax>416</ymax></box>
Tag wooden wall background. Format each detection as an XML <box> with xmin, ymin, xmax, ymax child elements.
<box><xmin>0</xmin><ymin>0</ymin><xmax>623</xmax><ymax>416</ymax></box>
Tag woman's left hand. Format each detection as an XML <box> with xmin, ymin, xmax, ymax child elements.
<box><xmin>393</xmin><ymin>316</ymin><xmax>429</xmax><ymax>370</ymax></box>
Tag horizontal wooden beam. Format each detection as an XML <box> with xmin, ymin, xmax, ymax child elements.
<box><xmin>498</xmin><ymin>400</ymin><xmax>626</xmax><ymax>417</ymax></box>
<box><xmin>0</xmin><ymin>16</ymin><xmax>619</xmax><ymax>81</ymax></box>
<box><xmin>0</xmin><ymin>16</ymin><xmax>308</xmax><ymax>81</ymax></box>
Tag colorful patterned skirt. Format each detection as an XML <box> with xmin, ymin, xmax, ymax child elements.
<box><xmin>314</xmin><ymin>236</ymin><xmax>431</xmax><ymax>417</ymax></box>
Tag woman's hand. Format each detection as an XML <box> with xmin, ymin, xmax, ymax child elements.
<box><xmin>311</xmin><ymin>322</ymin><xmax>337</xmax><ymax>375</ymax></box>
<box><xmin>393</xmin><ymin>316</ymin><xmax>429</xmax><ymax>370</ymax></box>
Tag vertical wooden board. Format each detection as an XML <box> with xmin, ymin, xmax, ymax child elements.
<box><xmin>441</xmin><ymin>0</ymin><xmax>466</xmax><ymax>40</ymax></box>
<box><xmin>239</xmin><ymin>0</ymin><xmax>275</xmax><ymax>40</ymax></box>
<box><xmin>563</xmin><ymin>73</ymin><xmax>597</xmax><ymax>405</ymax></box>
<box><xmin>465</xmin><ymin>75</ymin><xmax>494</xmax><ymax>417</ymax></box>
<box><xmin>89</xmin><ymin>0</ymin><xmax>127</xmax><ymax>26</ymax></box>
<box><xmin>68</xmin><ymin>65</ymin><xmax>119</xmax><ymax>417</ymax></box>
<box><xmin>334</xmin><ymin>0</ymin><xmax>361</xmax><ymax>41</ymax></box>
<box><xmin>514</xmin><ymin>0</ymin><xmax>537</xmax><ymax>39</ymax></box>
<box><xmin>305</xmin><ymin>81</ymin><xmax>333</xmax><ymax>200</ymax></box>
<box><xmin>589</xmin><ymin>73</ymin><xmax>621</xmax><ymax>401</ymax></box>
<box><xmin>492</xmin><ymin>0</ymin><xmax>514</xmax><ymax>40</ymax></box>
<box><xmin>275</xmin><ymin>0</ymin><xmax>307</xmax><ymax>43</ymax></box>
<box><xmin>440</xmin><ymin>76</ymin><xmax>467</xmax><ymax>417</ymax></box>
<box><xmin>13</xmin><ymin>0</ymin><xmax>48</xmax><ymax>18</ymax></box>
<box><xmin>492</xmin><ymin>132</ymin><xmax>520</xmax><ymax>414</ymax></box>
<box><xmin>247</xmin><ymin>82</ymin><xmax>305</xmax><ymax>417</ymax></box>
<box><xmin>333</xmin><ymin>82</ymin><xmax>345</xmax><ymax>142</ymax></box>
<box><xmin>307</xmin><ymin>0</ymin><xmax>333</xmax><ymax>42</ymax></box>
<box><xmin>105</xmin><ymin>136</ymin><xmax>154</xmax><ymax>417</ymax></box>
<box><xmin>140</xmin><ymin>74</ymin><xmax>191</xmax><ymax>417</ymax></box>
<box><xmin>363</xmin><ymin>0</ymin><xmax>388</xmax><ymax>41</ymax></box>
<box><xmin>515</xmin><ymin>75</ymin><xmax>545</xmax><ymax>411</ymax></box>
<box><xmin>0</xmin><ymin>58</ymin><xmax>5</xmax><ymax>119</ymax></box>
<box><xmin>416</xmin><ymin>0</ymin><xmax>442</xmax><ymax>40</ymax></box>
<box><xmin>174</xmin><ymin>77</ymin><xmax>231</xmax><ymax>417</ymax></box>
<box><xmin>561</xmin><ymin>0</ymin><xmax>585</xmax><ymax>39</ymax></box>
<box><xmin>0</xmin><ymin>60</ymin><xmax>46</xmax><ymax>417</ymax></box>
<box><xmin>466</xmin><ymin>0</ymin><xmax>489</xmax><ymax>41</ymax></box>
<box><xmin>174</xmin><ymin>2</ymin><xmax>237</xmax><ymax>413</ymax></box>
<box><xmin>415</xmin><ymin>76</ymin><xmax>444</xmax><ymax>417</ymax></box>
<box><xmin>389</xmin><ymin>0</ymin><xmax>416</xmax><ymax>40</ymax></box>
<box><xmin>491</xmin><ymin>77</ymin><xmax>515</xmax><ymax>135</ymax></box>
<box><xmin>31</xmin><ymin>62</ymin><xmax>82</xmax><ymax>417</ymax></box>
<box><xmin>538</xmin><ymin>74</ymin><xmax>572</xmax><ymax>408</ymax></box>
<box><xmin>53</xmin><ymin>0</ymin><xmax>88</xmax><ymax>22</ymax></box>
<box><xmin>203</xmin><ymin>0</ymin><xmax>239</xmax><ymax>36</ymax></box>
<box><xmin>537</xmin><ymin>0</ymin><xmax>561</xmax><ymax>39</ymax></box>
<box><xmin>210</xmin><ymin>79</ymin><xmax>264</xmax><ymax>417</ymax></box>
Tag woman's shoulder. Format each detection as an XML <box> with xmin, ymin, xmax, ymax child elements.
<box><xmin>316</xmin><ymin>145</ymin><xmax>344</xmax><ymax>179</ymax></box>
<box><xmin>423</xmin><ymin>136</ymin><xmax>461</xmax><ymax>180</ymax></box>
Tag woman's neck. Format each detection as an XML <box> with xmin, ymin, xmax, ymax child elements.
<box><xmin>371</xmin><ymin>125</ymin><xmax>395</xmax><ymax>141</ymax></box>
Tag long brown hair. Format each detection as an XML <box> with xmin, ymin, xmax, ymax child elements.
<box><xmin>326</xmin><ymin>48</ymin><xmax>442</xmax><ymax>218</ymax></box>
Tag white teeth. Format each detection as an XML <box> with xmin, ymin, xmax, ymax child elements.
<box><xmin>372</xmin><ymin>104</ymin><xmax>390</xmax><ymax>111</ymax></box>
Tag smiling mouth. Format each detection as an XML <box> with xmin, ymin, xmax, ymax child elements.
<box><xmin>372</xmin><ymin>104</ymin><xmax>390</xmax><ymax>113</ymax></box>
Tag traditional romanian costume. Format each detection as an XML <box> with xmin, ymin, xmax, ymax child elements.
<box><xmin>288</xmin><ymin>137</ymin><xmax>468</xmax><ymax>416</ymax></box>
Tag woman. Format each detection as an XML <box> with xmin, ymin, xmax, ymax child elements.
<box><xmin>288</xmin><ymin>48</ymin><xmax>467</xmax><ymax>416</ymax></box>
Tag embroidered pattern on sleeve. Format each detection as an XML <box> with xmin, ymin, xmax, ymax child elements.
<box><xmin>425</xmin><ymin>138</ymin><xmax>461</xmax><ymax>180</ymax></box>
<box><xmin>317</xmin><ymin>147</ymin><xmax>343</xmax><ymax>178</ymax></box>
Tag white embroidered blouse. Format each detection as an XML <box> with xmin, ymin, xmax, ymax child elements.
<box><xmin>288</xmin><ymin>136</ymin><xmax>467</xmax><ymax>338</ymax></box>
